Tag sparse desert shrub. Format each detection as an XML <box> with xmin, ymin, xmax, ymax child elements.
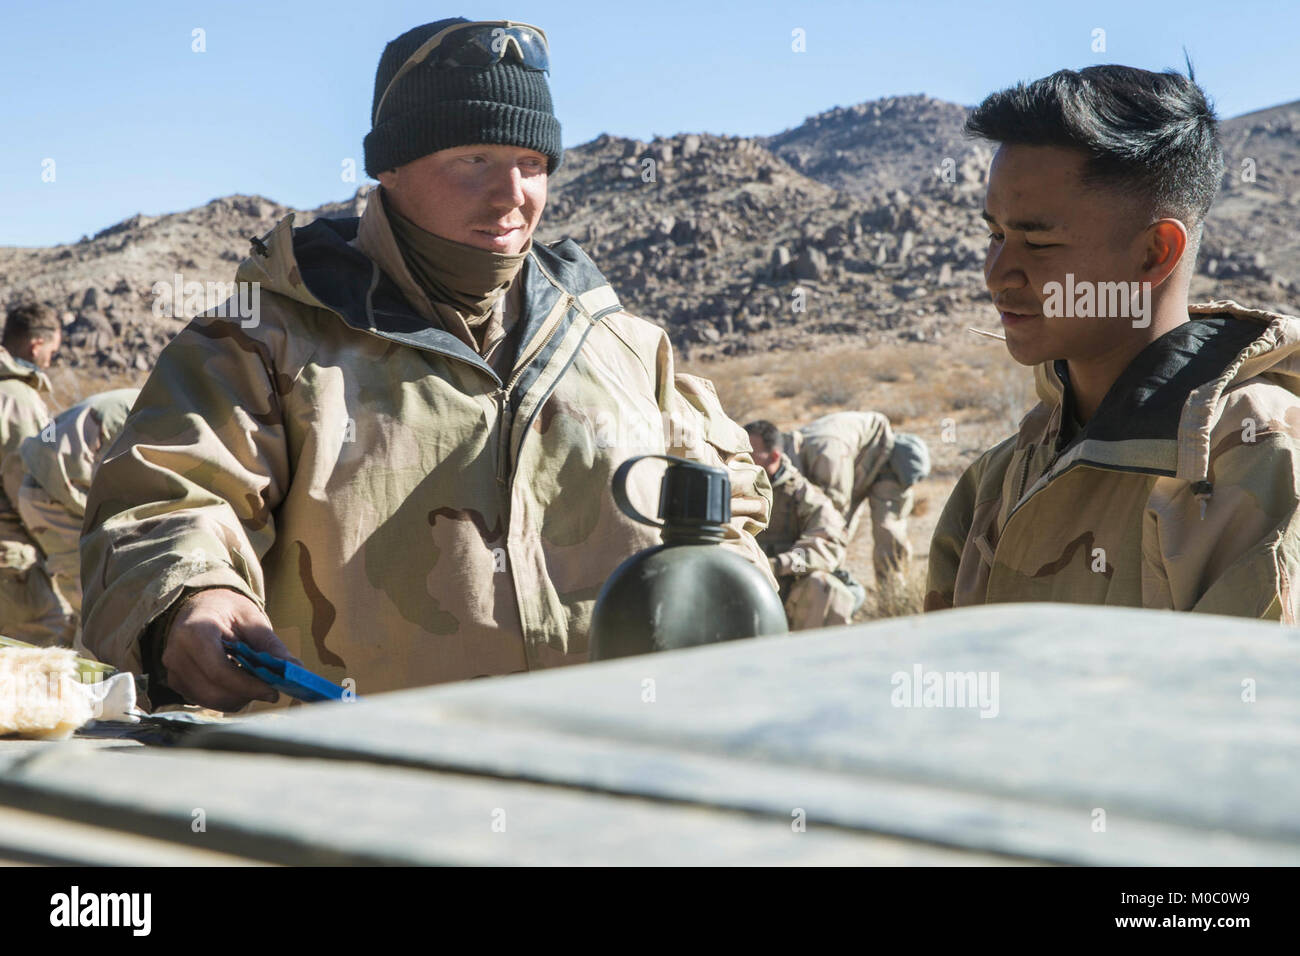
<box><xmin>812</xmin><ymin>379</ymin><xmax>858</xmax><ymax>406</ymax></box>
<box><xmin>857</xmin><ymin>562</ymin><xmax>928</xmax><ymax>621</ymax></box>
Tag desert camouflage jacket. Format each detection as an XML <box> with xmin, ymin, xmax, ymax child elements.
<box><xmin>926</xmin><ymin>301</ymin><xmax>1300</xmax><ymax>622</ymax></box>
<box><xmin>0</xmin><ymin>349</ymin><xmax>52</xmax><ymax>543</ymax></box>
<box><xmin>757</xmin><ymin>458</ymin><xmax>847</xmax><ymax>576</ymax></box>
<box><xmin>18</xmin><ymin>389</ymin><xmax>139</xmax><ymax>599</ymax></box>
<box><xmin>20</xmin><ymin>388</ymin><xmax>139</xmax><ymax>519</ymax></box>
<box><xmin>785</xmin><ymin>411</ymin><xmax>895</xmax><ymax>519</ymax></box>
<box><xmin>80</xmin><ymin>195</ymin><xmax>775</xmax><ymax>705</ymax></box>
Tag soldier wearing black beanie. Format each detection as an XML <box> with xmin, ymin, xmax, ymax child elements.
<box><xmin>363</xmin><ymin>17</ymin><xmax>563</xmax><ymax>178</ymax></box>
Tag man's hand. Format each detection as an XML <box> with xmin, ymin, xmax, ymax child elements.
<box><xmin>160</xmin><ymin>588</ymin><xmax>300</xmax><ymax>712</ymax></box>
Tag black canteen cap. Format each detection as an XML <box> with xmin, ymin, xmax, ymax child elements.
<box><xmin>657</xmin><ymin>458</ymin><xmax>731</xmax><ymax>527</ymax></box>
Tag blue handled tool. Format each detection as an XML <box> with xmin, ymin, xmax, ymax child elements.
<box><xmin>222</xmin><ymin>639</ymin><xmax>353</xmax><ymax>703</ymax></box>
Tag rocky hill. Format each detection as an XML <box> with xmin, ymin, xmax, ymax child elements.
<box><xmin>535</xmin><ymin>128</ymin><xmax>993</xmax><ymax>356</ymax></box>
<box><xmin>0</xmin><ymin>191</ymin><xmax>368</xmax><ymax>377</ymax></box>
<box><xmin>760</xmin><ymin>94</ymin><xmax>974</xmax><ymax>198</ymax></box>
<box><xmin>1202</xmin><ymin>99</ymin><xmax>1300</xmax><ymax>292</ymax></box>
<box><xmin>0</xmin><ymin>95</ymin><xmax>1295</xmax><ymax>383</ymax></box>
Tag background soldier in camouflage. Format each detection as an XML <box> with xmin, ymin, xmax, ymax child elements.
<box><xmin>928</xmin><ymin>65</ymin><xmax>1300</xmax><ymax>620</ymax></box>
<box><xmin>80</xmin><ymin>18</ymin><xmax>775</xmax><ymax>712</ymax></box>
<box><xmin>18</xmin><ymin>388</ymin><xmax>139</xmax><ymax>647</ymax></box>
<box><xmin>783</xmin><ymin>410</ymin><xmax>925</xmax><ymax>586</ymax></box>
<box><xmin>0</xmin><ymin>302</ymin><xmax>69</xmax><ymax>644</ymax></box>
<box><xmin>746</xmin><ymin>421</ymin><xmax>859</xmax><ymax>629</ymax></box>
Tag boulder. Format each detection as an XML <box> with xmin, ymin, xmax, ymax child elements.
<box><xmin>769</xmin><ymin>246</ymin><xmax>792</xmax><ymax>277</ymax></box>
<box><xmin>792</xmin><ymin>247</ymin><xmax>828</xmax><ymax>281</ymax></box>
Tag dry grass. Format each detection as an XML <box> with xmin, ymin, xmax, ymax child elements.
<box><xmin>44</xmin><ymin>366</ymin><xmax>148</xmax><ymax>408</ymax></box>
<box><xmin>857</xmin><ymin>562</ymin><xmax>929</xmax><ymax>621</ymax></box>
<box><xmin>695</xmin><ymin>332</ymin><xmax>1033</xmax><ymax>435</ymax></box>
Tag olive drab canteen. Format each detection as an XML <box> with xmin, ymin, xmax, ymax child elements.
<box><xmin>589</xmin><ymin>454</ymin><xmax>788</xmax><ymax>660</ymax></box>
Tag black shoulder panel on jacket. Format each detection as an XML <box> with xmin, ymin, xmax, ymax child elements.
<box><xmin>532</xmin><ymin>238</ymin><xmax>615</xmax><ymax>300</ymax></box>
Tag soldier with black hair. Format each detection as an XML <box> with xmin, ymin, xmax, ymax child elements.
<box><xmin>928</xmin><ymin>64</ymin><xmax>1300</xmax><ymax>619</ymax></box>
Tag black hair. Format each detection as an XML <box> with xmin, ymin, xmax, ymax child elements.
<box><xmin>965</xmin><ymin>64</ymin><xmax>1223</xmax><ymax>228</ymax></box>
<box><xmin>3</xmin><ymin>302</ymin><xmax>61</xmax><ymax>353</ymax></box>
<box><xmin>744</xmin><ymin>420</ymin><xmax>783</xmax><ymax>454</ymax></box>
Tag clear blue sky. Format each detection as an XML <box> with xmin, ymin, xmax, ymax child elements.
<box><xmin>2</xmin><ymin>0</ymin><xmax>1296</xmax><ymax>247</ymax></box>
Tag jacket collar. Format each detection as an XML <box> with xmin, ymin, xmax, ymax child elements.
<box><xmin>241</xmin><ymin>197</ymin><xmax>623</xmax><ymax>382</ymax></box>
<box><xmin>1022</xmin><ymin>300</ymin><xmax>1300</xmax><ymax>486</ymax></box>
<box><xmin>0</xmin><ymin>347</ymin><xmax>52</xmax><ymax>392</ymax></box>
<box><xmin>771</xmin><ymin>457</ymin><xmax>800</xmax><ymax>489</ymax></box>
<box><xmin>354</xmin><ymin>186</ymin><xmax>439</xmax><ymax>324</ymax></box>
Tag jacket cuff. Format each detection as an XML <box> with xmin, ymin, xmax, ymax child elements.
<box><xmin>140</xmin><ymin>584</ymin><xmax>248</xmax><ymax>708</ymax></box>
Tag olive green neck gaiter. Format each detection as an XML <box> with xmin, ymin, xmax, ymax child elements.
<box><xmin>385</xmin><ymin>196</ymin><xmax>530</xmax><ymax>322</ymax></box>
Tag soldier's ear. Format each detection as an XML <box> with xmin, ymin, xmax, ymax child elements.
<box><xmin>1141</xmin><ymin>219</ymin><xmax>1188</xmax><ymax>287</ymax></box>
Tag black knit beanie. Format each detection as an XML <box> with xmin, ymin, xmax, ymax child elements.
<box><xmin>364</xmin><ymin>18</ymin><xmax>563</xmax><ymax>178</ymax></box>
